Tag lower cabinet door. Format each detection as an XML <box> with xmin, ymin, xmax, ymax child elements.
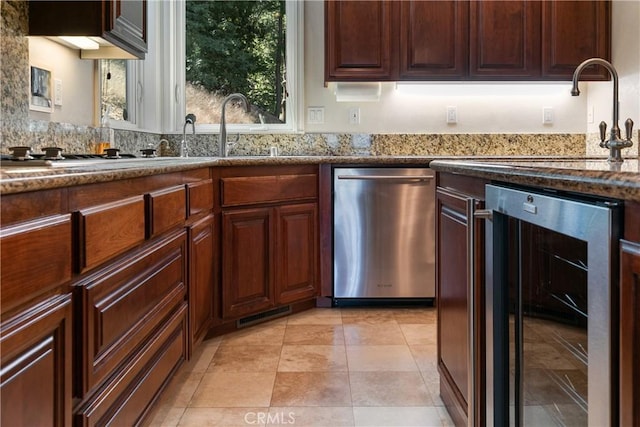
<box><xmin>189</xmin><ymin>213</ymin><xmax>216</xmax><ymax>350</ymax></box>
<box><xmin>221</xmin><ymin>207</ymin><xmax>275</xmax><ymax>319</ymax></box>
<box><xmin>0</xmin><ymin>294</ymin><xmax>73</xmax><ymax>427</ymax></box>
<box><xmin>620</xmin><ymin>239</ymin><xmax>640</xmax><ymax>426</ymax></box>
<box><xmin>275</xmin><ymin>203</ymin><xmax>318</xmax><ymax>305</ymax></box>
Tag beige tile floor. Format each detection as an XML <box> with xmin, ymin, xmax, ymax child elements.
<box><xmin>147</xmin><ymin>307</ymin><xmax>454</xmax><ymax>427</ymax></box>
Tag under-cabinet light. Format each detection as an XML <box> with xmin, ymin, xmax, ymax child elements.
<box><xmin>58</xmin><ymin>36</ymin><xmax>100</xmax><ymax>50</ymax></box>
<box><xmin>395</xmin><ymin>82</ymin><xmax>572</xmax><ymax>97</ymax></box>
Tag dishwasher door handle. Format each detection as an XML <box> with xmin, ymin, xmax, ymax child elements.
<box><xmin>336</xmin><ymin>175</ymin><xmax>434</xmax><ymax>182</ymax></box>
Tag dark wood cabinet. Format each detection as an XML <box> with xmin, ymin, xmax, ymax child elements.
<box><xmin>29</xmin><ymin>0</ymin><xmax>147</xmax><ymax>59</ymax></box>
<box><xmin>222</xmin><ymin>207</ymin><xmax>275</xmax><ymax>319</ymax></box>
<box><xmin>0</xmin><ymin>200</ymin><xmax>73</xmax><ymax>427</ymax></box>
<box><xmin>218</xmin><ymin>166</ymin><xmax>319</xmax><ymax>322</ymax></box>
<box><xmin>75</xmin><ymin>303</ymin><xmax>187</xmax><ymax>427</ymax></box>
<box><xmin>620</xmin><ymin>200</ymin><xmax>640</xmax><ymax>427</ymax></box>
<box><xmin>325</xmin><ymin>0</ymin><xmax>395</xmax><ymax>81</ymax></box>
<box><xmin>0</xmin><ymin>294</ymin><xmax>73</xmax><ymax>427</ymax></box>
<box><xmin>0</xmin><ymin>169</ymin><xmax>215</xmax><ymax>426</ymax></box>
<box><xmin>75</xmin><ymin>196</ymin><xmax>146</xmax><ymax>273</ymax></box>
<box><xmin>542</xmin><ymin>0</ymin><xmax>610</xmax><ymax>80</ymax></box>
<box><xmin>189</xmin><ymin>213</ymin><xmax>216</xmax><ymax>351</ymax></box>
<box><xmin>325</xmin><ymin>0</ymin><xmax>610</xmax><ymax>81</ymax></box>
<box><xmin>74</xmin><ymin>230</ymin><xmax>187</xmax><ymax>395</ymax></box>
<box><xmin>0</xmin><ymin>214</ymin><xmax>72</xmax><ymax>315</ymax></box>
<box><xmin>620</xmin><ymin>239</ymin><xmax>640</xmax><ymax>427</ymax></box>
<box><xmin>399</xmin><ymin>0</ymin><xmax>467</xmax><ymax>79</ymax></box>
<box><xmin>276</xmin><ymin>203</ymin><xmax>318</xmax><ymax>305</ymax></box>
<box><xmin>469</xmin><ymin>0</ymin><xmax>541</xmax><ymax>79</ymax></box>
<box><xmin>221</xmin><ymin>202</ymin><xmax>319</xmax><ymax>319</ymax></box>
<box><xmin>436</xmin><ymin>173</ymin><xmax>487</xmax><ymax>427</ymax></box>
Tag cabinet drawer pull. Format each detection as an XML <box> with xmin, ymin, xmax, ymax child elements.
<box><xmin>337</xmin><ymin>175</ymin><xmax>433</xmax><ymax>181</ymax></box>
<box><xmin>473</xmin><ymin>209</ymin><xmax>493</xmax><ymax>220</ymax></box>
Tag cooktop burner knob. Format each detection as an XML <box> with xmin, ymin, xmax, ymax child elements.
<box><xmin>42</xmin><ymin>147</ymin><xmax>65</xmax><ymax>160</ymax></box>
<box><xmin>9</xmin><ymin>146</ymin><xmax>34</xmax><ymax>161</ymax></box>
<box><xmin>140</xmin><ymin>148</ymin><xmax>157</xmax><ymax>158</ymax></box>
<box><xmin>104</xmin><ymin>148</ymin><xmax>121</xmax><ymax>159</ymax></box>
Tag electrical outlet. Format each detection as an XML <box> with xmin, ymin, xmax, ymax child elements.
<box><xmin>542</xmin><ymin>107</ymin><xmax>554</xmax><ymax>124</ymax></box>
<box><xmin>349</xmin><ymin>107</ymin><xmax>360</xmax><ymax>125</ymax></box>
<box><xmin>587</xmin><ymin>106</ymin><xmax>594</xmax><ymax>124</ymax></box>
<box><xmin>307</xmin><ymin>107</ymin><xmax>324</xmax><ymax>124</ymax></box>
<box><xmin>446</xmin><ymin>106</ymin><xmax>457</xmax><ymax>124</ymax></box>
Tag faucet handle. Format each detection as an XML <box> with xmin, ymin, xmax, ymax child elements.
<box><xmin>625</xmin><ymin>118</ymin><xmax>634</xmax><ymax>141</ymax></box>
<box><xmin>599</xmin><ymin>121</ymin><xmax>607</xmax><ymax>147</ymax></box>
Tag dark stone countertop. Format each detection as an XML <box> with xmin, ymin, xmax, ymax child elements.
<box><xmin>429</xmin><ymin>158</ymin><xmax>640</xmax><ymax>202</ymax></box>
<box><xmin>1</xmin><ymin>155</ymin><xmax>639</xmax><ymax>201</ymax></box>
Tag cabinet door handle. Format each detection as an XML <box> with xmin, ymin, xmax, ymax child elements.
<box><xmin>336</xmin><ymin>175</ymin><xmax>433</xmax><ymax>181</ymax></box>
<box><xmin>473</xmin><ymin>209</ymin><xmax>493</xmax><ymax>220</ymax></box>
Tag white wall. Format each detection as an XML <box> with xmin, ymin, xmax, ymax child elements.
<box><xmin>28</xmin><ymin>37</ymin><xmax>95</xmax><ymax>126</ymax></box>
<box><xmin>586</xmin><ymin>0</ymin><xmax>640</xmax><ymax>136</ymax></box>
<box><xmin>26</xmin><ymin>1</ymin><xmax>639</xmax><ymax>135</ymax></box>
<box><xmin>303</xmin><ymin>0</ymin><xmax>640</xmax><ymax>135</ymax></box>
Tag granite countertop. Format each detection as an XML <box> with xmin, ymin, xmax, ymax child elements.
<box><xmin>0</xmin><ymin>155</ymin><xmax>436</xmax><ymax>194</ymax></box>
<box><xmin>1</xmin><ymin>155</ymin><xmax>639</xmax><ymax>201</ymax></box>
<box><xmin>430</xmin><ymin>158</ymin><xmax>640</xmax><ymax>202</ymax></box>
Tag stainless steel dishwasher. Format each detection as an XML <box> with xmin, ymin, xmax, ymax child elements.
<box><xmin>333</xmin><ymin>167</ymin><xmax>435</xmax><ymax>302</ymax></box>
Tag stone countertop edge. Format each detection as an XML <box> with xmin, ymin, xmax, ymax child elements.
<box><xmin>0</xmin><ymin>156</ymin><xmax>434</xmax><ymax>194</ymax></box>
<box><xmin>429</xmin><ymin>159</ymin><xmax>640</xmax><ymax>202</ymax></box>
<box><xmin>1</xmin><ymin>155</ymin><xmax>638</xmax><ymax>199</ymax></box>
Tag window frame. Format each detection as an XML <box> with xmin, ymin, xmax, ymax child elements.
<box><xmin>178</xmin><ymin>0</ymin><xmax>304</xmax><ymax>134</ymax></box>
<box><xmin>98</xmin><ymin>0</ymin><xmax>303</xmax><ymax>135</ymax></box>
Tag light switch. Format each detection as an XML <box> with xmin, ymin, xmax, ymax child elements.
<box><xmin>542</xmin><ymin>107</ymin><xmax>554</xmax><ymax>124</ymax></box>
<box><xmin>307</xmin><ymin>107</ymin><xmax>324</xmax><ymax>124</ymax></box>
<box><xmin>54</xmin><ymin>78</ymin><xmax>63</xmax><ymax>106</ymax></box>
<box><xmin>446</xmin><ymin>106</ymin><xmax>457</xmax><ymax>124</ymax></box>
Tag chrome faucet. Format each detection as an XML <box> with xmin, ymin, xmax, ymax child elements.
<box><xmin>571</xmin><ymin>58</ymin><xmax>634</xmax><ymax>163</ymax></box>
<box><xmin>218</xmin><ymin>93</ymin><xmax>250</xmax><ymax>157</ymax></box>
<box><xmin>181</xmin><ymin>113</ymin><xmax>196</xmax><ymax>157</ymax></box>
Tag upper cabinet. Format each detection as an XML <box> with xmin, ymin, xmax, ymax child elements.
<box><xmin>398</xmin><ymin>1</ymin><xmax>467</xmax><ymax>79</ymax></box>
<box><xmin>541</xmin><ymin>1</ymin><xmax>610</xmax><ymax>80</ymax></box>
<box><xmin>29</xmin><ymin>0</ymin><xmax>147</xmax><ymax>59</ymax></box>
<box><xmin>324</xmin><ymin>1</ymin><xmax>396</xmax><ymax>81</ymax></box>
<box><xmin>325</xmin><ymin>0</ymin><xmax>611</xmax><ymax>82</ymax></box>
<box><xmin>469</xmin><ymin>0</ymin><xmax>541</xmax><ymax>79</ymax></box>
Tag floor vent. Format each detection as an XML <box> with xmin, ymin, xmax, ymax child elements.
<box><xmin>236</xmin><ymin>305</ymin><xmax>292</xmax><ymax>329</ymax></box>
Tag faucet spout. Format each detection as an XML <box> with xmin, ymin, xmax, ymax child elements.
<box><xmin>181</xmin><ymin>113</ymin><xmax>196</xmax><ymax>157</ymax></box>
<box><xmin>571</xmin><ymin>58</ymin><xmax>619</xmax><ymax>135</ymax></box>
<box><xmin>571</xmin><ymin>58</ymin><xmax>633</xmax><ymax>163</ymax></box>
<box><xmin>219</xmin><ymin>93</ymin><xmax>250</xmax><ymax>157</ymax></box>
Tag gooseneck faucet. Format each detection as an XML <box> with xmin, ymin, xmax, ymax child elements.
<box><xmin>218</xmin><ymin>93</ymin><xmax>250</xmax><ymax>157</ymax></box>
<box><xmin>181</xmin><ymin>113</ymin><xmax>196</xmax><ymax>157</ymax></box>
<box><xmin>571</xmin><ymin>58</ymin><xmax>634</xmax><ymax>163</ymax></box>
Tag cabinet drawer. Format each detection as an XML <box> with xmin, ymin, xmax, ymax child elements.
<box><xmin>76</xmin><ymin>230</ymin><xmax>187</xmax><ymax>394</ymax></box>
<box><xmin>0</xmin><ymin>215</ymin><xmax>72</xmax><ymax>314</ymax></box>
<box><xmin>76</xmin><ymin>196</ymin><xmax>145</xmax><ymax>273</ymax></box>
<box><xmin>187</xmin><ymin>179</ymin><xmax>214</xmax><ymax>218</ymax></box>
<box><xmin>221</xmin><ymin>174</ymin><xmax>317</xmax><ymax>207</ymax></box>
<box><xmin>146</xmin><ymin>185</ymin><xmax>187</xmax><ymax>237</ymax></box>
<box><xmin>75</xmin><ymin>304</ymin><xmax>187</xmax><ymax>427</ymax></box>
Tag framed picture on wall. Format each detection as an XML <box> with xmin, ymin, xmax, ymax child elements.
<box><xmin>29</xmin><ymin>65</ymin><xmax>53</xmax><ymax>113</ymax></box>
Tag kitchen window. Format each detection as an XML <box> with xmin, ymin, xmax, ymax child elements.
<box><xmin>99</xmin><ymin>0</ymin><xmax>302</xmax><ymax>133</ymax></box>
<box><xmin>183</xmin><ymin>0</ymin><xmax>303</xmax><ymax>133</ymax></box>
